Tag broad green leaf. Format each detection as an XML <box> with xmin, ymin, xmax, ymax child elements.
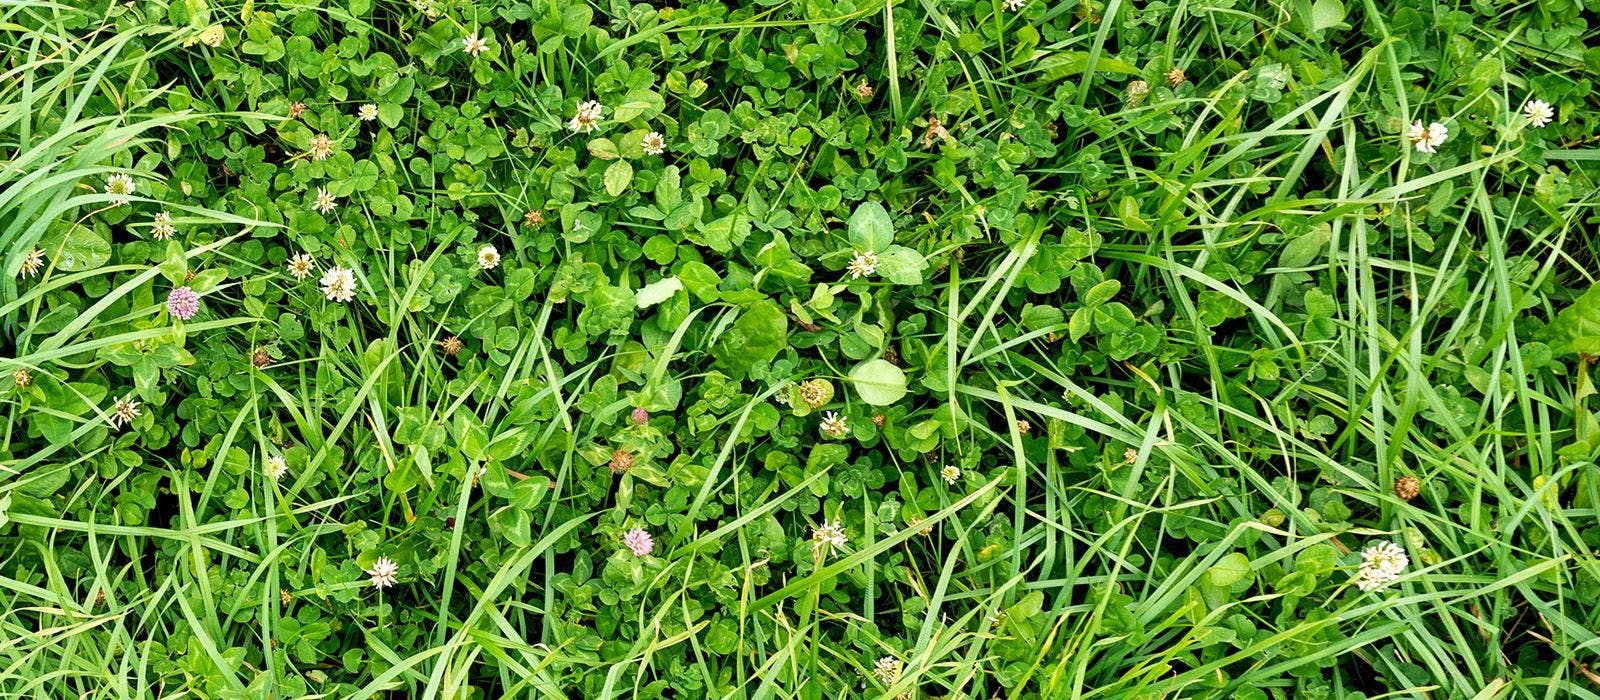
<box><xmin>848</xmin><ymin>201</ymin><xmax>894</xmax><ymax>252</ymax></box>
<box><xmin>1279</xmin><ymin>227</ymin><xmax>1329</xmax><ymax>268</ymax></box>
<box><xmin>849</xmin><ymin>359</ymin><xmax>908</xmax><ymax>406</ymax></box>
<box><xmin>1310</xmin><ymin>0</ymin><xmax>1344</xmax><ymax>30</ymax></box>
<box><xmin>1205</xmin><ymin>552</ymin><xmax>1253</xmax><ymax>588</ymax></box>
<box><xmin>1546</xmin><ymin>283</ymin><xmax>1600</xmax><ymax>355</ymax></box>
<box><xmin>713</xmin><ymin>300</ymin><xmax>788</xmax><ymax>378</ymax></box>
<box><xmin>635</xmin><ymin>276</ymin><xmax>683</xmax><ymax>308</ymax></box>
<box><xmin>604</xmin><ymin>160</ymin><xmax>633</xmax><ymax>196</ymax></box>
<box><xmin>875</xmin><ymin>245</ymin><xmax>925</xmax><ymax>286</ymax></box>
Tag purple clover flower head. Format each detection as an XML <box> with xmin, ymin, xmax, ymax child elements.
<box><xmin>167</xmin><ymin>286</ymin><xmax>200</xmax><ymax>320</ymax></box>
<box><xmin>631</xmin><ymin>407</ymin><xmax>649</xmax><ymax>425</ymax></box>
<box><xmin>623</xmin><ymin>528</ymin><xmax>654</xmax><ymax>557</ymax></box>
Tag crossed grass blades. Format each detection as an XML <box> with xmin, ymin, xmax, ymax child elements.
<box><xmin>1</xmin><ymin>0</ymin><xmax>1597</xmax><ymax>697</ymax></box>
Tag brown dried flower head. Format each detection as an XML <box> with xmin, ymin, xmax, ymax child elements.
<box><xmin>854</xmin><ymin>79</ymin><xmax>873</xmax><ymax>100</ymax></box>
<box><xmin>1394</xmin><ymin>475</ymin><xmax>1421</xmax><ymax>501</ymax></box>
<box><xmin>1016</xmin><ymin>420</ymin><xmax>1031</xmax><ymax>435</ymax></box>
<box><xmin>441</xmin><ymin>336</ymin><xmax>464</xmax><ymax>356</ymax></box>
<box><xmin>281</xmin><ymin>590</ymin><xmax>293</xmax><ymax>605</ymax></box>
<box><xmin>289</xmin><ymin>102</ymin><xmax>306</xmax><ymax>119</ymax></box>
<box><xmin>12</xmin><ymin>368</ymin><xmax>32</xmax><ymax>389</ymax></box>
<box><xmin>523</xmin><ymin>209</ymin><xmax>544</xmax><ymax>227</ymax></box>
<box><xmin>922</xmin><ymin>117</ymin><xmax>951</xmax><ymax>148</ymax></box>
<box><xmin>609</xmin><ymin>449</ymin><xmax>634</xmax><ymax>474</ymax></box>
<box><xmin>1165</xmin><ymin>67</ymin><xmax>1187</xmax><ymax>88</ymax></box>
<box><xmin>871</xmin><ymin>413</ymin><xmax>886</xmax><ymax>428</ymax></box>
<box><xmin>251</xmin><ymin>347</ymin><xmax>272</xmax><ymax>369</ymax></box>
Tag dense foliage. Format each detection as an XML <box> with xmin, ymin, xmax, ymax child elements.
<box><xmin>3</xmin><ymin>0</ymin><xmax>1599</xmax><ymax>697</ymax></box>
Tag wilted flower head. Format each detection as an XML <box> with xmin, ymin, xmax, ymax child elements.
<box><xmin>569</xmin><ymin>100</ymin><xmax>604</xmax><ymax>133</ymax></box>
<box><xmin>462</xmin><ymin>34</ymin><xmax>489</xmax><ymax>57</ymax></box>
<box><xmin>922</xmin><ymin>117</ymin><xmax>950</xmax><ymax>148</ymax></box>
<box><xmin>104</xmin><ymin>173</ymin><xmax>136</xmax><ymax>206</ymax></box>
<box><xmin>819</xmin><ymin>411</ymin><xmax>849</xmax><ymax>438</ymax></box>
<box><xmin>357</xmin><ymin>104</ymin><xmax>378</xmax><ymax>122</ymax></box>
<box><xmin>109</xmin><ymin>393</ymin><xmax>141</xmax><ymax>428</ymax></box>
<box><xmin>811</xmin><ymin>520</ymin><xmax>847</xmax><ymax>557</ymax></box>
<box><xmin>265</xmin><ymin>455</ymin><xmax>288</xmax><ymax>481</ymax></box>
<box><xmin>313</xmin><ymin>186</ymin><xmax>337</xmax><ymax>214</ymax></box>
<box><xmin>641</xmin><ymin>131</ymin><xmax>666</xmax><ymax>155</ymax></box>
<box><xmin>847</xmin><ymin>250</ymin><xmax>878</xmax><ymax>279</ymax></box>
<box><xmin>12</xmin><ymin>368</ymin><xmax>34</xmax><ymax>389</ymax></box>
<box><xmin>477</xmin><ymin>245</ymin><xmax>500</xmax><ymax>270</ymax></box>
<box><xmin>854</xmin><ymin>78</ymin><xmax>874</xmax><ymax>100</ymax></box>
<box><xmin>166</xmin><ymin>286</ymin><xmax>201</xmax><ymax>320</ymax></box>
<box><xmin>289</xmin><ymin>102</ymin><xmax>306</xmax><ymax>119</ymax></box>
<box><xmin>286</xmin><ymin>253</ymin><xmax>315</xmax><ymax>281</ymax></box>
<box><xmin>1523</xmin><ymin>99</ymin><xmax>1554</xmax><ymax>128</ymax></box>
<box><xmin>623</xmin><ymin>528</ymin><xmax>654</xmax><ymax>557</ymax></box>
<box><xmin>19</xmin><ymin>248</ymin><xmax>45</xmax><ymax>278</ymax></box>
<box><xmin>151</xmin><ymin>212</ymin><xmax>176</xmax><ymax>240</ymax></box>
<box><xmin>308</xmin><ymin>134</ymin><xmax>335</xmax><ymax>161</ymax></box>
<box><xmin>523</xmin><ymin>209</ymin><xmax>545</xmax><ymax>227</ymax></box>
<box><xmin>1124</xmin><ymin>79</ymin><xmax>1151</xmax><ymax>108</ymax></box>
<box><xmin>1355</xmin><ymin>541</ymin><xmax>1408</xmax><ymax>592</ymax></box>
<box><xmin>1165</xmin><ymin>66</ymin><xmax>1187</xmax><ymax>87</ymax></box>
<box><xmin>440</xmin><ymin>335</ymin><xmax>464</xmax><ymax>356</ymax></box>
<box><xmin>1405</xmin><ymin>120</ymin><xmax>1448</xmax><ymax>153</ymax></box>
<box><xmin>251</xmin><ymin>346</ymin><xmax>272</xmax><ymax>369</ymax></box>
<box><xmin>1394</xmin><ymin>475</ymin><xmax>1421</xmax><ymax>501</ymax></box>
<box><xmin>319</xmin><ymin>265</ymin><xmax>357</xmax><ymax>302</ymax></box>
<box><xmin>609</xmin><ymin>448</ymin><xmax>634</xmax><ymax>474</ymax></box>
<box><xmin>365</xmin><ymin>557</ymin><xmax>399</xmax><ymax>589</ymax></box>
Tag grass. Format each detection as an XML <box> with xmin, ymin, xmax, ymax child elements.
<box><xmin>2</xmin><ymin>0</ymin><xmax>1599</xmax><ymax>697</ymax></box>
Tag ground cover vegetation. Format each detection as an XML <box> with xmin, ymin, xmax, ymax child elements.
<box><xmin>2</xmin><ymin>0</ymin><xmax>1599</xmax><ymax>696</ymax></box>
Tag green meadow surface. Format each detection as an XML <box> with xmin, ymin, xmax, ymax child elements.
<box><xmin>2</xmin><ymin>0</ymin><xmax>1598</xmax><ymax>697</ymax></box>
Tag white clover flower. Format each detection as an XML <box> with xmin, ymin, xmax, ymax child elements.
<box><xmin>358</xmin><ymin>104</ymin><xmax>378</xmax><ymax>122</ymax></box>
<box><xmin>569</xmin><ymin>100</ymin><xmax>604</xmax><ymax>133</ymax></box>
<box><xmin>940</xmin><ymin>464</ymin><xmax>961</xmax><ymax>485</ymax></box>
<box><xmin>265</xmin><ymin>456</ymin><xmax>289</xmax><ymax>481</ymax></box>
<box><xmin>308</xmin><ymin>134</ymin><xmax>335</xmax><ymax>161</ymax></box>
<box><xmin>811</xmin><ymin>520</ymin><xmax>847</xmax><ymax>557</ymax></box>
<box><xmin>819</xmin><ymin>411</ymin><xmax>849</xmax><ymax>438</ymax></box>
<box><xmin>319</xmin><ymin>265</ymin><xmax>357</xmax><ymax>303</ymax></box>
<box><xmin>462</xmin><ymin>34</ymin><xmax>488</xmax><ymax>57</ymax></box>
<box><xmin>365</xmin><ymin>557</ymin><xmax>399</xmax><ymax>589</ymax></box>
<box><xmin>109</xmin><ymin>393</ymin><xmax>141</xmax><ymax>428</ymax></box>
<box><xmin>871</xmin><ymin>656</ymin><xmax>902</xmax><ymax>685</ymax></box>
<box><xmin>105</xmin><ymin>173</ymin><xmax>136</xmax><ymax>206</ymax></box>
<box><xmin>1405</xmin><ymin>120</ymin><xmax>1448</xmax><ymax>153</ymax></box>
<box><xmin>1003</xmin><ymin>0</ymin><xmax>1024</xmax><ymax>10</ymax></box>
<box><xmin>846</xmin><ymin>250</ymin><xmax>878</xmax><ymax>279</ymax></box>
<box><xmin>1355</xmin><ymin>540</ymin><xmax>1409</xmax><ymax>592</ymax></box>
<box><xmin>313</xmin><ymin>186</ymin><xmax>337</xmax><ymax>214</ymax></box>
<box><xmin>19</xmin><ymin>248</ymin><xmax>45</xmax><ymax>278</ymax></box>
<box><xmin>641</xmin><ymin>131</ymin><xmax>666</xmax><ymax>155</ymax></box>
<box><xmin>151</xmin><ymin>212</ymin><xmax>176</xmax><ymax>240</ymax></box>
<box><xmin>477</xmin><ymin>245</ymin><xmax>500</xmax><ymax>270</ymax></box>
<box><xmin>286</xmin><ymin>253</ymin><xmax>315</xmax><ymax>281</ymax></box>
<box><xmin>1523</xmin><ymin>99</ymin><xmax>1554</xmax><ymax>128</ymax></box>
